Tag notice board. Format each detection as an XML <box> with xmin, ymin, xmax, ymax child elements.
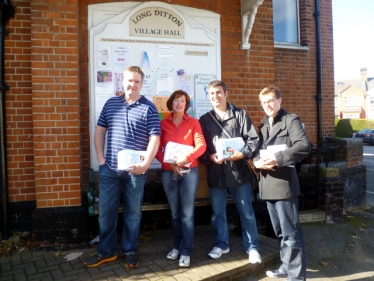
<box><xmin>89</xmin><ymin>2</ymin><xmax>221</xmax><ymax>170</ymax></box>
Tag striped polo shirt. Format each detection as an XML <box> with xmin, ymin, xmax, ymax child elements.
<box><xmin>97</xmin><ymin>95</ymin><xmax>161</xmax><ymax>170</ymax></box>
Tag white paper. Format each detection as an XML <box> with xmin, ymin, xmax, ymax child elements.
<box><xmin>98</xmin><ymin>48</ymin><xmax>109</xmax><ymax>67</ymax></box>
<box><xmin>260</xmin><ymin>144</ymin><xmax>288</xmax><ymax>158</ymax></box>
<box><xmin>164</xmin><ymin>142</ymin><xmax>193</xmax><ymax>165</ymax></box>
<box><xmin>142</xmin><ymin>68</ymin><xmax>154</xmax><ymax>95</ymax></box>
<box><xmin>156</xmin><ymin>71</ymin><xmax>174</xmax><ymax>96</ymax></box>
<box><xmin>112</xmin><ymin>44</ymin><xmax>131</xmax><ymax>70</ymax></box>
<box><xmin>118</xmin><ymin>150</ymin><xmax>146</xmax><ymax>170</ymax></box>
<box><xmin>176</xmin><ymin>70</ymin><xmax>194</xmax><ymax>97</ymax></box>
<box><xmin>215</xmin><ymin>137</ymin><xmax>245</xmax><ymax>161</ymax></box>
<box><xmin>157</xmin><ymin>46</ymin><xmax>174</xmax><ymax>70</ymax></box>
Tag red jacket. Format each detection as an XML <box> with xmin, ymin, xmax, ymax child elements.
<box><xmin>156</xmin><ymin>113</ymin><xmax>206</xmax><ymax>170</ymax></box>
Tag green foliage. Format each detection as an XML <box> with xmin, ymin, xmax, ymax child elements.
<box><xmin>335</xmin><ymin>119</ymin><xmax>374</xmax><ymax>138</ymax></box>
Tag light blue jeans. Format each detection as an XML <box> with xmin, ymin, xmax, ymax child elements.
<box><xmin>210</xmin><ymin>182</ymin><xmax>259</xmax><ymax>252</ymax></box>
<box><xmin>97</xmin><ymin>164</ymin><xmax>146</xmax><ymax>257</ymax></box>
<box><xmin>267</xmin><ymin>198</ymin><xmax>306</xmax><ymax>281</ymax></box>
<box><xmin>161</xmin><ymin>167</ymin><xmax>198</xmax><ymax>256</ymax></box>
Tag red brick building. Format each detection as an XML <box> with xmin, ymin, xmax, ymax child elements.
<box><xmin>1</xmin><ymin>0</ymin><xmax>335</xmax><ymax>243</ymax></box>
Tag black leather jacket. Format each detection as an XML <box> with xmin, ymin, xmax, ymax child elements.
<box><xmin>199</xmin><ymin>103</ymin><xmax>260</xmax><ymax>188</ymax></box>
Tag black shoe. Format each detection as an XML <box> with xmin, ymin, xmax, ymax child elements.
<box><xmin>124</xmin><ymin>253</ymin><xmax>139</xmax><ymax>269</ymax></box>
<box><xmin>84</xmin><ymin>254</ymin><xmax>117</xmax><ymax>268</ymax></box>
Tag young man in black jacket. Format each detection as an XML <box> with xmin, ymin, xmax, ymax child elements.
<box><xmin>199</xmin><ymin>80</ymin><xmax>261</xmax><ymax>264</ymax></box>
<box><xmin>254</xmin><ymin>86</ymin><xmax>310</xmax><ymax>280</ymax></box>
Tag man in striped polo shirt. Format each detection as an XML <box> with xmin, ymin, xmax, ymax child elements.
<box><xmin>84</xmin><ymin>66</ymin><xmax>161</xmax><ymax>269</ymax></box>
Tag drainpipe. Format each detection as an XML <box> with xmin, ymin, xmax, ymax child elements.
<box><xmin>0</xmin><ymin>0</ymin><xmax>15</xmax><ymax>241</ymax></box>
<box><xmin>313</xmin><ymin>0</ymin><xmax>322</xmax><ymax>208</ymax></box>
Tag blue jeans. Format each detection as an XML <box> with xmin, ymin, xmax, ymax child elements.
<box><xmin>267</xmin><ymin>198</ymin><xmax>306</xmax><ymax>281</ymax></box>
<box><xmin>97</xmin><ymin>164</ymin><xmax>146</xmax><ymax>257</ymax></box>
<box><xmin>210</xmin><ymin>182</ymin><xmax>259</xmax><ymax>252</ymax></box>
<box><xmin>161</xmin><ymin>167</ymin><xmax>198</xmax><ymax>256</ymax></box>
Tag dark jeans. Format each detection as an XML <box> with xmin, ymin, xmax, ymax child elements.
<box><xmin>97</xmin><ymin>164</ymin><xmax>146</xmax><ymax>257</ymax></box>
<box><xmin>267</xmin><ymin>198</ymin><xmax>306</xmax><ymax>281</ymax></box>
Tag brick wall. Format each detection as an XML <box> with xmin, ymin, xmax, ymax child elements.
<box><xmin>5</xmin><ymin>0</ymin><xmax>34</xmax><ymax>202</ymax></box>
<box><xmin>4</xmin><ymin>0</ymin><xmax>335</xmax><ymax>207</ymax></box>
<box><xmin>274</xmin><ymin>0</ymin><xmax>335</xmax><ymax>147</ymax></box>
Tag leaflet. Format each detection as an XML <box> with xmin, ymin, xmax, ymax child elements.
<box><xmin>117</xmin><ymin>150</ymin><xmax>146</xmax><ymax>170</ymax></box>
<box><xmin>215</xmin><ymin>137</ymin><xmax>245</xmax><ymax>161</ymax></box>
<box><xmin>164</xmin><ymin>141</ymin><xmax>193</xmax><ymax>166</ymax></box>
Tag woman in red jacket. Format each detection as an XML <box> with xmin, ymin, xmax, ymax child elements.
<box><xmin>156</xmin><ymin>90</ymin><xmax>206</xmax><ymax>268</ymax></box>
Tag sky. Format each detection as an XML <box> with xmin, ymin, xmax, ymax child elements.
<box><xmin>332</xmin><ymin>0</ymin><xmax>374</xmax><ymax>80</ymax></box>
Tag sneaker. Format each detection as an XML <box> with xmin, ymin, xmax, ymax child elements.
<box><xmin>167</xmin><ymin>248</ymin><xmax>180</xmax><ymax>260</ymax></box>
<box><xmin>124</xmin><ymin>253</ymin><xmax>139</xmax><ymax>269</ymax></box>
<box><xmin>266</xmin><ymin>269</ymin><xmax>288</xmax><ymax>278</ymax></box>
<box><xmin>84</xmin><ymin>254</ymin><xmax>117</xmax><ymax>267</ymax></box>
<box><xmin>248</xmin><ymin>249</ymin><xmax>262</xmax><ymax>264</ymax></box>
<box><xmin>179</xmin><ymin>255</ymin><xmax>190</xmax><ymax>267</ymax></box>
<box><xmin>208</xmin><ymin>247</ymin><xmax>230</xmax><ymax>259</ymax></box>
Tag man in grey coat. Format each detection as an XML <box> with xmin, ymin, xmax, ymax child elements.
<box><xmin>253</xmin><ymin>86</ymin><xmax>311</xmax><ymax>281</ymax></box>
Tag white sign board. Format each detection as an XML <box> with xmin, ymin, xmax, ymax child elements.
<box><xmin>88</xmin><ymin>2</ymin><xmax>221</xmax><ymax>171</ymax></box>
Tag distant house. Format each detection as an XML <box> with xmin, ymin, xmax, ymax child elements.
<box><xmin>335</xmin><ymin>67</ymin><xmax>374</xmax><ymax>119</ymax></box>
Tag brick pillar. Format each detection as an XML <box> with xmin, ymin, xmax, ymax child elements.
<box><xmin>319</xmin><ymin>168</ymin><xmax>344</xmax><ymax>223</ymax></box>
<box><xmin>30</xmin><ymin>1</ymin><xmax>81</xmax><ymax>208</ymax></box>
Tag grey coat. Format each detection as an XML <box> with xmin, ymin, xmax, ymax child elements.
<box><xmin>253</xmin><ymin>108</ymin><xmax>311</xmax><ymax>200</ymax></box>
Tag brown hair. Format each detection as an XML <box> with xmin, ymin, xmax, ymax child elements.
<box><xmin>259</xmin><ymin>86</ymin><xmax>282</xmax><ymax>99</ymax></box>
<box><xmin>207</xmin><ymin>80</ymin><xmax>227</xmax><ymax>93</ymax></box>
<box><xmin>124</xmin><ymin>66</ymin><xmax>145</xmax><ymax>81</ymax></box>
<box><xmin>166</xmin><ymin>90</ymin><xmax>190</xmax><ymax>112</ymax></box>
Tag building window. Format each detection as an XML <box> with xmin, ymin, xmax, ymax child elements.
<box><xmin>370</xmin><ymin>96</ymin><xmax>374</xmax><ymax>105</ymax></box>
<box><xmin>344</xmin><ymin>97</ymin><xmax>360</xmax><ymax>106</ymax></box>
<box><xmin>273</xmin><ymin>0</ymin><xmax>299</xmax><ymax>44</ymax></box>
<box><xmin>335</xmin><ymin>97</ymin><xmax>339</xmax><ymax>107</ymax></box>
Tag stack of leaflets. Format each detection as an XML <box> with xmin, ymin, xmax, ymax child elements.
<box><xmin>215</xmin><ymin>137</ymin><xmax>245</xmax><ymax>161</ymax></box>
<box><xmin>259</xmin><ymin>144</ymin><xmax>288</xmax><ymax>158</ymax></box>
<box><xmin>163</xmin><ymin>141</ymin><xmax>193</xmax><ymax>166</ymax></box>
<box><xmin>118</xmin><ymin>150</ymin><xmax>146</xmax><ymax>170</ymax></box>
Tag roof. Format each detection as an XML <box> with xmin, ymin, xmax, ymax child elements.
<box><xmin>335</xmin><ymin>77</ymin><xmax>374</xmax><ymax>96</ymax></box>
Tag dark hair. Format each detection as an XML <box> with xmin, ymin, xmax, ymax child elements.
<box><xmin>125</xmin><ymin>66</ymin><xmax>145</xmax><ymax>81</ymax></box>
<box><xmin>207</xmin><ymin>80</ymin><xmax>227</xmax><ymax>93</ymax></box>
<box><xmin>259</xmin><ymin>86</ymin><xmax>281</xmax><ymax>99</ymax></box>
<box><xmin>166</xmin><ymin>90</ymin><xmax>190</xmax><ymax>112</ymax></box>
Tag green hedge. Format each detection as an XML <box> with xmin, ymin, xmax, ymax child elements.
<box><xmin>335</xmin><ymin>119</ymin><xmax>374</xmax><ymax>138</ymax></box>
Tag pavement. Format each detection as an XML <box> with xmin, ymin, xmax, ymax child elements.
<box><xmin>1</xmin><ymin>205</ymin><xmax>374</xmax><ymax>281</ymax></box>
<box><xmin>0</xmin><ymin>222</ymin><xmax>280</xmax><ymax>281</ymax></box>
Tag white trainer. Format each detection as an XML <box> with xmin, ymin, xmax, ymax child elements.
<box><xmin>179</xmin><ymin>255</ymin><xmax>190</xmax><ymax>267</ymax></box>
<box><xmin>166</xmin><ymin>248</ymin><xmax>180</xmax><ymax>260</ymax></box>
<box><xmin>208</xmin><ymin>247</ymin><xmax>230</xmax><ymax>259</ymax></box>
<box><xmin>248</xmin><ymin>249</ymin><xmax>262</xmax><ymax>264</ymax></box>
<box><xmin>266</xmin><ymin>269</ymin><xmax>288</xmax><ymax>278</ymax></box>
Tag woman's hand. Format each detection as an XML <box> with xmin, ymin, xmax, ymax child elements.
<box><xmin>175</xmin><ymin>155</ymin><xmax>188</xmax><ymax>168</ymax></box>
<box><xmin>170</xmin><ymin>163</ymin><xmax>183</xmax><ymax>176</ymax></box>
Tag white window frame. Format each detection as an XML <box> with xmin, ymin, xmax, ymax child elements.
<box><xmin>344</xmin><ymin>97</ymin><xmax>360</xmax><ymax>106</ymax></box>
<box><xmin>273</xmin><ymin>0</ymin><xmax>308</xmax><ymax>50</ymax></box>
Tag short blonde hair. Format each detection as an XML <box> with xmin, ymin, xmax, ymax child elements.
<box><xmin>259</xmin><ymin>86</ymin><xmax>281</xmax><ymax>99</ymax></box>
